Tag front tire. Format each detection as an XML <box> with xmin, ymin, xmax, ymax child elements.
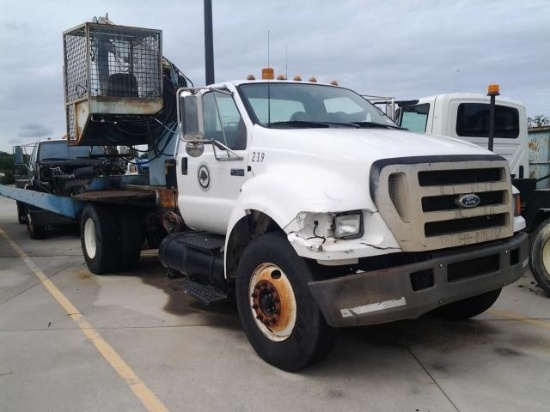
<box><xmin>431</xmin><ymin>288</ymin><xmax>502</xmax><ymax>320</ymax></box>
<box><xmin>80</xmin><ymin>204</ymin><xmax>118</xmax><ymax>274</ymax></box>
<box><xmin>236</xmin><ymin>233</ymin><xmax>335</xmax><ymax>372</ymax></box>
<box><xmin>529</xmin><ymin>217</ymin><xmax>550</xmax><ymax>295</ymax></box>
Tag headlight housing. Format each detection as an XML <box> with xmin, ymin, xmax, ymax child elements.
<box><xmin>334</xmin><ymin>211</ymin><xmax>363</xmax><ymax>239</ymax></box>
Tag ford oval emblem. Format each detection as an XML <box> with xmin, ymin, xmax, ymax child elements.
<box><xmin>456</xmin><ymin>194</ymin><xmax>481</xmax><ymax>208</ymax></box>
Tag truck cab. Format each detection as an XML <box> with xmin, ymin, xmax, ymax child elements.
<box><xmin>396</xmin><ymin>93</ymin><xmax>529</xmax><ymax>179</ymax></box>
<box><xmin>162</xmin><ymin>79</ymin><xmax>528</xmax><ymax>371</ymax></box>
<box><xmin>20</xmin><ymin>140</ymin><xmax>110</xmax><ymax>194</ymax></box>
<box><xmin>12</xmin><ymin>139</ymin><xmax>118</xmax><ymax>237</ymax></box>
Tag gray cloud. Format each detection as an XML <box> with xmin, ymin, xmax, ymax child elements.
<box><xmin>17</xmin><ymin>123</ymin><xmax>53</xmax><ymax>138</ymax></box>
<box><xmin>0</xmin><ymin>0</ymin><xmax>548</xmax><ymax>153</ymax></box>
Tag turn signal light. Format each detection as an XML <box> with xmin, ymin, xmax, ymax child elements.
<box><xmin>514</xmin><ymin>193</ymin><xmax>521</xmax><ymax>217</ymax></box>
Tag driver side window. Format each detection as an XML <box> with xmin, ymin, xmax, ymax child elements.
<box><xmin>203</xmin><ymin>92</ymin><xmax>247</xmax><ymax>150</ymax></box>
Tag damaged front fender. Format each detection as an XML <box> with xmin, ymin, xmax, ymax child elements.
<box><xmin>285</xmin><ymin>209</ymin><xmax>401</xmax><ymax>264</ymax></box>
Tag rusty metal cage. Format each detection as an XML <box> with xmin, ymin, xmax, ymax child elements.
<box><xmin>63</xmin><ymin>23</ymin><xmax>163</xmax><ymax>145</ymax></box>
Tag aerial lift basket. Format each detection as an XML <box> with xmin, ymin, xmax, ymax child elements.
<box><xmin>63</xmin><ymin>23</ymin><xmax>163</xmax><ymax>145</ymax></box>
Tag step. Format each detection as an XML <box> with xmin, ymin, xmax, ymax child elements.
<box><xmin>171</xmin><ymin>278</ymin><xmax>228</xmax><ymax>305</ymax></box>
<box><xmin>179</xmin><ymin>232</ymin><xmax>225</xmax><ymax>252</ymax></box>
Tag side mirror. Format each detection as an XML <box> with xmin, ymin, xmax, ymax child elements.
<box><xmin>13</xmin><ymin>146</ymin><xmax>24</xmax><ymax>165</ymax></box>
<box><xmin>178</xmin><ymin>91</ymin><xmax>205</xmax><ymax>157</ymax></box>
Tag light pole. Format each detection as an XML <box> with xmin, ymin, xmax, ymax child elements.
<box><xmin>204</xmin><ymin>0</ymin><xmax>215</xmax><ymax>85</ymax></box>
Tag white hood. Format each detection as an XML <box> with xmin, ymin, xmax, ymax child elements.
<box><xmin>251</xmin><ymin>126</ymin><xmax>494</xmax><ymax>163</ymax></box>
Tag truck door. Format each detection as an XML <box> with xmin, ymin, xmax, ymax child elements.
<box><xmin>176</xmin><ymin>89</ymin><xmax>249</xmax><ymax>234</ymax></box>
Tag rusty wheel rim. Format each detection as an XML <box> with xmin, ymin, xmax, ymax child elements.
<box><xmin>249</xmin><ymin>263</ymin><xmax>297</xmax><ymax>342</ymax></box>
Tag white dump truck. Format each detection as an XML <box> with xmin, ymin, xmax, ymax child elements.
<box><xmin>0</xmin><ymin>22</ymin><xmax>528</xmax><ymax>371</ymax></box>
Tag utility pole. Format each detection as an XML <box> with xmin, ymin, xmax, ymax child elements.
<box><xmin>204</xmin><ymin>0</ymin><xmax>215</xmax><ymax>85</ymax></box>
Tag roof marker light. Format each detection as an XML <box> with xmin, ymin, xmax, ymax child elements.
<box><xmin>487</xmin><ymin>84</ymin><xmax>500</xmax><ymax>96</ymax></box>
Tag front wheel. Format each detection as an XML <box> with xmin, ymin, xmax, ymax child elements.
<box><xmin>236</xmin><ymin>232</ymin><xmax>335</xmax><ymax>372</ymax></box>
<box><xmin>430</xmin><ymin>288</ymin><xmax>502</xmax><ymax>320</ymax></box>
<box><xmin>529</xmin><ymin>217</ymin><xmax>550</xmax><ymax>295</ymax></box>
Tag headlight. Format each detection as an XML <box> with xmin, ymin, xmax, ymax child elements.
<box><xmin>334</xmin><ymin>211</ymin><xmax>363</xmax><ymax>239</ymax></box>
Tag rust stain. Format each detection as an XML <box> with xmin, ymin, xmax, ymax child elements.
<box><xmin>77</xmin><ymin>270</ymin><xmax>91</xmax><ymax>280</ymax></box>
<box><xmin>156</xmin><ymin>187</ymin><xmax>178</xmax><ymax>209</ymax></box>
<box><xmin>528</xmin><ymin>140</ymin><xmax>540</xmax><ymax>152</ymax></box>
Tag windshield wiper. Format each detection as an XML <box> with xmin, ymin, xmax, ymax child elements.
<box><xmin>268</xmin><ymin>120</ymin><xmax>329</xmax><ymax>128</ymax></box>
<box><xmin>318</xmin><ymin>121</ymin><xmax>360</xmax><ymax>128</ymax></box>
<box><xmin>268</xmin><ymin>120</ymin><xmax>364</xmax><ymax>129</ymax></box>
<box><xmin>353</xmin><ymin>121</ymin><xmax>404</xmax><ymax>130</ymax></box>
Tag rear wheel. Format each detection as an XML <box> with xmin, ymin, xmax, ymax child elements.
<box><xmin>27</xmin><ymin>211</ymin><xmax>46</xmax><ymax>240</ymax></box>
<box><xmin>80</xmin><ymin>204</ymin><xmax>118</xmax><ymax>274</ymax></box>
<box><xmin>236</xmin><ymin>232</ymin><xmax>336</xmax><ymax>371</ymax></box>
<box><xmin>16</xmin><ymin>201</ymin><xmax>28</xmax><ymax>224</ymax></box>
<box><xmin>116</xmin><ymin>209</ymin><xmax>142</xmax><ymax>271</ymax></box>
<box><xmin>431</xmin><ymin>288</ymin><xmax>502</xmax><ymax>320</ymax></box>
<box><xmin>529</xmin><ymin>217</ymin><xmax>550</xmax><ymax>295</ymax></box>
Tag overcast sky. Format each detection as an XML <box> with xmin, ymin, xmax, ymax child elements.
<box><xmin>0</xmin><ymin>0</ymin><xmax>548</xmax><ymax>153</ymax></box>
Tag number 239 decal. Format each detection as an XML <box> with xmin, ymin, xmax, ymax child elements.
<box><xmin>251</xmin><ymin>152</ymin><xmax>265</xmax><ymax>162</ymax></box>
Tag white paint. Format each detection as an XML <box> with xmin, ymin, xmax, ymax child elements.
<box><xmin>341</xmin><ymin>297</ymin><xmax>407</xmax><ymax>317</ymax></box>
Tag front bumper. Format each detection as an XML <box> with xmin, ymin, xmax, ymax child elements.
<box><xmin>308</xmin><ymin>232</ymin><xmax>528</xmax><ymax>328</ymax></box>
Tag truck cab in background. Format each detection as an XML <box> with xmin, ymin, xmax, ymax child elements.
<box><xmin>12</xmin><ymin>139</ymin><xmax>123</xmax><ymax>238</ymax></box>
<box><xmin>396</xmin><ymin>93</ymin><xmax>529</xmax><ymax>179</ymax></box>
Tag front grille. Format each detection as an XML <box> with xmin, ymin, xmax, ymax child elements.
<box><xmin>372</xmin><ymin>156</ymin><xmax>513</xmax><ymax>252</ymax></box>
<box><xmin>425</xmin><ymin>213</ymin><xmax>507</xmax><ymax>237</ymax></box>
<box><xmin>418</xmin><ymin>168</ymin><xmax>502</xmax><ymax>186</ymax></box>
<box><xmin>422</xmin><ymin>191</ymin><xmax>505</xmax><ymax>212</ymax></box>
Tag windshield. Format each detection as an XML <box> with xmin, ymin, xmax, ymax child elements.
<box><xmin>38</xmin><ymin>142</ymin><xmax>106</xmax><ymax>161</ymax></box>
<box><xmin>238</xmin><ymin>82</ymin><xmax>398</xmax><ymax>129</ymax></box>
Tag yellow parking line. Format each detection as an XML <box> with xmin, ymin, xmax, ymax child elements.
<box><xmin>488</xmin><ymin>309</ymin><xmax>550</xmax><ymax>331</ymax></box>
<box><xmin>0</xmin><ymin>228</ymin><xmax>169</xmax><ymax>412</ymax></box>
